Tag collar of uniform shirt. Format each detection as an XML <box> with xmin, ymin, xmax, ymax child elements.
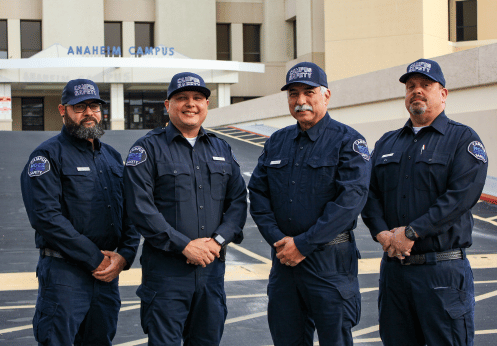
<box><xmin>402</xmin><ymin>111</ymin><xmax>448</xmax><ymax>136</ymax></box>
<box><xmin>166</xmin><ymin>123</ymin><xmax>207</xmax><ymax>145</ymax></box>
<box><xmin>293</xmin><ymin>112</ymin><xmax>330</xmax><ymax>142</ymax></box>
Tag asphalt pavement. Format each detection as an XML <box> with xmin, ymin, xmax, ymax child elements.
<box><xmin>0</xmin><ymin>127</ymin><xmax>496</xmax><ymax>346</ymax></box>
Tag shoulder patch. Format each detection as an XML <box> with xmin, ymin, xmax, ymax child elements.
<box><xmin>353</xmin><ymin>139</ymin><xmax>370</xmax><ymax>161</ymax></box>
<box><xmin>468</xmin><ymin>141</ymin><xmax>487</xmax><ymax>163</ymax></box>
<box><xmin>28</xmin><ymin>156</ymin><xmax>50</xmax><ymax>177</ymax></box>
<box><xmin>126</xmin><ymin>146</ymin><xmax>148</xmax><ymax>166</ymax></box>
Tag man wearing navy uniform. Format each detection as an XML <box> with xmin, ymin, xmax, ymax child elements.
<box><xmin>20</xmin><ymin>79</ymin><xmax>140</xmax><ymax>345</ymax></box>
<box><xmin>248</xmin><ymin>62</ymin><xmax>371</xmax><ymax>346</ymax></box>
<box><xmin>362</xmin><ymin>59</ymin><xmax>487</xmax><ymax>346</ymax></box>
<box><xmin>124</xmin><ymin>72</ymin><xmax>247</xmax><ymax>345</ymax></box>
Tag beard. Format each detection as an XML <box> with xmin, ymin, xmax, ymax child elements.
<box><xmin>64</xmin><ymin>114</ymin><xmax>105</xmax><ymax>140</ymax></box>
<box><xmin>409</xmin><ymin>98</ymin><xmax>427</xmax><ymax>116</ymax></box>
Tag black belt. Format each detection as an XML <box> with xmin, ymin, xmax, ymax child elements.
<box><xmin>41</xmin><ymin>248</ymin><xmax>65</xmax><ymax>259</ymax></box>
<box><xmin>389</xmin><ymin>249</ymin><xmax>464</xmax><ymax>265</ymax></box>
<box><xmin>325</xmin><ymin>232</ymin><xmax>351</xmax><ymax>246</ymax></box>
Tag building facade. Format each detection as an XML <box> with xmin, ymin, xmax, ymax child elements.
<box><xmin>0</xmin><ymin>0</ymin><xmax>495</xmax><ymax>131</ymax></box>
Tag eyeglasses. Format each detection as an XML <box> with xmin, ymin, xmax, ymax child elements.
<box><xmin>66</xmin><ymin>103</ymin><xmax>102</xmax><ymax>113</ymax></box>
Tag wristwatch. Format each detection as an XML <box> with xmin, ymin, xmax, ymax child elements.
<box><xmin>405</xmin><ymin>225</ymin><xmax>418</xmax><ymax>241</ymax></box>
<box><xmin>212</xmin><ymin>233</ymin><xmax>226</xmax><ymax>247</ymax></box>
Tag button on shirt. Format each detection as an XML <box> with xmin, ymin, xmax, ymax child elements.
<box><xmin>362</xmin><ymin>112</ymin><xmax>488</xmax><ymax>254</ymax></box>
<box><xmin>20</xmin><ymin>126</ymin><xmax>140</xmax><ymax>272</ymax></box>
<box><xmin>123</xmin><ymin>124</ymin><xmax>247</xmax><ymax>254</ymax></box>
<box><xmin>248</xmin><ymin>114</ymin><xmax>371</xmax><ymax>256</ymax></box>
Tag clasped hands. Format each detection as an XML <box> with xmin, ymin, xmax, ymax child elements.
<box><xmin>376</xmin><ymin>226</ymin><xmax>414</xmax><ymax>259</ymax></box>
<box><xmin>274</xmin><ymin>236</ymin><xmax>306</xmax><ymax>267</ymax></box>
<box><xmin>92</xmin><ymin>251</ymin><xmax>127</xmax><ymax>282</ymax></box>
<box><xmin>182</xmin><ymin>238</ymin><xmax>222</xmax><ymax>267</ymax></box>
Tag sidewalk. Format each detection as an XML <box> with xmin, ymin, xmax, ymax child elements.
<box><xmin>233</xmin><ymin>123</ymin><xmax>497</xmax><ymax>204</ymax></box>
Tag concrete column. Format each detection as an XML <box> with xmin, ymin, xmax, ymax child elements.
<box><xmin>0</xmin><ymin>84</ymin><xmax>13</xmax><ymax>131</ymax></box>
<box><xmin>217</xmin><ymin>84</ymin><xmax>231</xmax><ymax>108</ymax></box>
<box><xmin>110</xmin><ymin>84</ymin><xmax>125</xmax><ymax>130</ymax></box>
<box><xmin>7</xmin><ymin>19</ymin><xmax>20</xmax><ymax>59</ymax></box>
<box><xmin>122</xmin><ymin>21</ymin><xmax>135</xmax><ymax>57</ymax></box>
<box><xmin>231</xmin><ymin>23</ymin><xmax>244</xmax><ymax>62</ymax></box>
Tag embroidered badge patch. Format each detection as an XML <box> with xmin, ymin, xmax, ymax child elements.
<box><xmin>468</xmin><ymin>141</ymin><xmax>487</xmax><ymax>163</ymax></box>
<box><xmin>353</xmin><ymin>139</ymin><xmax>370</xmax><ymax>161</ymax></box>
<box><xmin>28</xmin><ymin>156</ymin><xmax>50</xmax><ymax>177</ymax></box>
<box><xmin>126</xmin><ymin>146</ymin><xmax>147</xmax><ymax>166</ymax></box>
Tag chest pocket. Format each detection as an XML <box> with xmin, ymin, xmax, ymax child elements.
<box><xmin>304</xmin><ymin>155</ymin><xmax>338</xmax><ymax>196</ymax></box>
<box><xmin>263</xmin><ymin>158</ymin><xmax>290</xmax><ymax>197</ymax></box>
<box><xmin>157</xmin><ymin>163</ymin><xmax>191</xmax><ymax>202</ymax></box>
<box><xmin>414</xmin><ymin>151</ymin><xmax>450</xmax><ymax>192</ymax></box>
<box><xmin>61</xmin><ymin>167</ymin><xmax>94</xmax><ymax>201</ymax></box>
<box><xmin>374</xmin><ymin>152</ymin><xmax>403</xmax><ymax>192</ymax></box>
<box><xmin>109</xmin><ymin>165</ymin><xmax>124</xmax><ymax>203</ymax></box>
<box><xmin>207</xmin><ymin>161</ymin><xmax>232</xmax><ymax>200</ymax></box>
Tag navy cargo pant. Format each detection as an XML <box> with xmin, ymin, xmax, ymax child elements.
<box><xmin>33</xmin><ymin>255</ymin><xmax>120</xmax><ymax>346</ymax></box>
<box><xmin>267</xmin><ymin>239</ymin><xmax>361</xmax><ymax>346</ymax></box>
<box><xmin>136</xmin><ymin>243</ymin><xmax>227</xmax><ymax>346</ymax></box>
<box><xmin>379</xmin><ymin>252</ymin><xmax>475</xmax><ymax>346</ymax></box>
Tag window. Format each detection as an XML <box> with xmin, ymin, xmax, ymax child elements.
<box><xmin>21</xmin><ymin>21</ymin><xmax>42</xmax><ymax>58</ymax></box>
<box><xmin>22</xmin><ymin>98</ymin><xmax>44</xmax><ymax>131</ymax></box>
<box><xmin>243</xmin><ymin>24</ymin><xmax>261</xmax><ymax>62</ymax></box>
<box><xmin>124</xmin><ymin>91</ymin><xmax>168</xmax><ymax>129</ymax></box>
<box><xmin>104</xmin><ymin>22</ymin><xmax>122</xmax><ymax>57</ymax></box>
<box><xmin>0</xmin><ymin>20</ymin><xmax>7</xmax><ymax>59</ymax></box>
<box><xmin>456</xmin><ymin>0</ymin><xmax>477</xmax><ymax>41</ymax></box>
<box><xmin>217</xmin><ymin>24</ymin><xmax>231</xmax><ymax>61</ymax></box>
<box><xmin>135</xmin><ymin>22</ymin><xmax>154</xmax><ymax>57</ymax></box>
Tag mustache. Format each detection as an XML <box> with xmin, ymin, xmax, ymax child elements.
<box><xmin>294</xmin><ymin>104</ymin><xmax>313</xmax><ymax>112</ymax></box>
<box><xmin>410</xmin><ymin>96</ymin><xmax>427</xmax><ymax>103</ymax></box>
<box><xmin>80</xmin><ymin>117</ymin><xmax>99</xmax><ymax>124</ymax></box>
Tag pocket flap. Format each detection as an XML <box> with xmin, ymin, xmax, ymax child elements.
<box><xmin>416</xmin><ymin>151</ymin><xmax>450</xmax><ymax>165</ymax></box>
<box><xmin>207</xmin><ymin>161</ymin><xmax>232</xmax><ymax>175</ymax></box>
<box><xmin>136</xmin><ymin>284</ymin><xmax>157</xmax><ymax>305</ymax></box>
<box><xmin>35</xmin><ymin>297</ymin><xmax>58</xmax><ymax>316</ymax></box>
<box><xmin>263</xmin><ymin>158</ymin><xmax>289</xmax><ymax>168</ymax></box>
<box><xmin>110</xmin><ymin>165</ymin><xmax>123</xmax><ymax>177</ymax></box>
<box><xmin>308</xmin><ymin>155</ymin><xmax>338</xmax><ymax>168</ymax></box>
<box><xmin>62</xmin><ymin>167</ymin><xmax>91</xmax><ymax>176</ymax></box>
<box><xmin>157</xmin><ymin>162</ymin><xmax>190</xmax><ymax>176</ymax></box>
<box><xmin>375</xmin><ymin>152</ymin><xmax>402</xmax><ymax>166</ymax></box>
<box><xmin>336</xmin><ymin>278</ymin><xmax>359</xmax><ymax>300</ymax></box>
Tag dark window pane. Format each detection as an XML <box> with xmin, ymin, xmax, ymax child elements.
<box><xmin>104</xmin><ymin>22</ymin><xmax>122</xmax><ymax>57</ymax></box>
<box><xmin>456</xmin><ymin>1</ymin><xmax>477</xmax><ymax>42</ymax></box>
<box><xmin>243</xmin><ymin>24</ymin><xmax>261</xmax><ymax>62</ymax></box>
<box><xmin>135</xmin><ymin>22</ymin><xmax>154</xmax><ymax>57</ymax></box>
<box><xmin>292</xmin><ymin>20</ymin><xmax>297</xmax><ymax>59</ymax></box>
<box><xmin>21</xmin><ymin>21</ymin><xmax>42</xmax><ymax>58</ymax></box>
<box><xmin>22</xmin><ymin>98</ymin><xmax>44</xmax><ymax>131</ymax></box>
<box><xmin>217</xmin><ymin>24</ymin><xmax>231</xmax><ymax>61</ymax></box>
<box><xmin>0</xmin><ymin>20</ymin><xmax>7</xmax><ymax>59</ymax></box>
<box><xmin>124</xmin><ymin>91</ymin><xmax>167</xmax><ymax>129</ymax></box>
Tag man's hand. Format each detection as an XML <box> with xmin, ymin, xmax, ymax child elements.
<box><xmin>376</xmin><ymin>230</ymin><xmax>395</xmax><ymax>252</ymax></box>
<box><xmin>92</xmin><ymin>251</ymin><xmax>127</xmax><ymax>282</ymax></box>
<box><xmin>274</xmin><ymin>237</ymin><xmax>306</xmax><ymax>267</ymax></box>
<box><xmin>92</xmin><ymin>255</ymin><xmax>111</xmax><ymax>274</ymax></box>
<box><xmin>387</xmin><ymin>227</ymin><xmax>414</xmax><ymax>259</ymax></box>
<box><xmin>183</xmin><ymin>238</ymin><xmax>216</xmax><ymax>267</ymax></box>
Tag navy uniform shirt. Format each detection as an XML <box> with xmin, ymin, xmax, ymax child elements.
<box><xmin>21</xmin><ymin>126</ymin><xmax>140</xmax><ymax>272</ymax></box>
<box><xmin>248</xmin><ymin>113</ymin><xmax>371</xmax><ymax>256</ymax></box>
<box><xmin>362</xmin><ymin>112</ymin><xmax>488</xmax><ymax>254</ymax></box>
<box><xmin>123</xmin><ymin>124</ymin><xmax>247</xmax><ymax>254</ymax></box>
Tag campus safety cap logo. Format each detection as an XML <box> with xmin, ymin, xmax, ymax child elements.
<box><xmin>28</xmin><ymin>156</ymin><xmax>50</xmax><ymax>177</ymax></box>
<box><xmin>288</xmin><ymin>67</ymin><xmax>313</xmax><ymax>82</ymax></box>
<box><xmin>468</xmin><ymin>141</ymin><xmax>487</xmax><ymax>163</ymax></box>
<box><xmin>408</xmin><ymin>61</ymin><xmax>432</xmax><ymax>73</ymax></box>
<box><xmin>353</xmin><ymin>139</ymin><xmax>370</xmax><ymax>161</ymax></box>
<box><xmin>126</xmin><ymin>146</ymin><xmax>147</xmax><ymax>166</ymax></box>
<box><xmin>74</xmin><ymin>83</ymin><xmax>97</xmax><ymax>97</ymax></box>
<box><xmin>177</xmin><ymin>76</ymin><xmax>201</xmax><ymax>88</ymax></box>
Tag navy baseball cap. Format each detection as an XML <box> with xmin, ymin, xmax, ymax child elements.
<box><xmin>61</xmin><ymin>79</ymin><xmax>106</xmax><ymax>105</ymax></box>
<box><xmin>167</xmin><ymin>72</ymin><xmax>211</xmax><ymax>100</ymax></box>
<box><xmin>399</xmin><ymin>59</ymin><xmax>446</xmax><ymax>87</ymax></box>
<box><xmin>281</xmin><ymin>62</ymin><xmax>328</xmax><ymax>91</ymax></box>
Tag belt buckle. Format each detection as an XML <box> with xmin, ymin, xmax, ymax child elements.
<box><xmin>400</xmin><ymin>258</ymin><xmax>410</xmax><ymax>265</ymax></box>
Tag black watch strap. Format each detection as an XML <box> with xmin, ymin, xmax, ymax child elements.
<box><xmin>405</xmin><ymin>226</ymin><xmax>417</xmax><ymax>241</ymax></box>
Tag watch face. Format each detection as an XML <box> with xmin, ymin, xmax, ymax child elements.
<box><xmin>406</xmin><ymin>227</ymin><xmax>416</xmax><ymax>240</ymax></box>
<box><xmin>214</xmin><ymin>234</ymin><xmax>225</xmax><ymax>245</ymax></box>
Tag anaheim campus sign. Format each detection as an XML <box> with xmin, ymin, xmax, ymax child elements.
<box><xmin>67</xmin><ymin>45</ymin><xmax>175</xmax><ymax>56</ymax></box>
